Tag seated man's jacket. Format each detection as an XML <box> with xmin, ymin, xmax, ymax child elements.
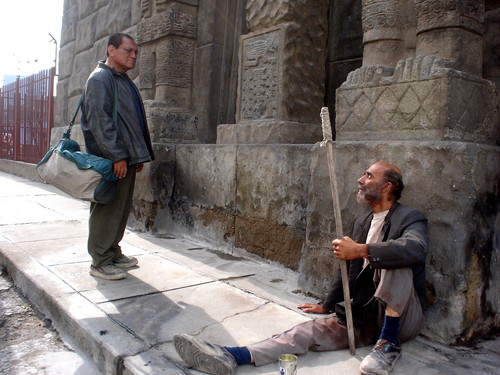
<box><xmin>322</xmin><ymin>202</ymin><xmax>428</xmax><ymax>326</ymax></box>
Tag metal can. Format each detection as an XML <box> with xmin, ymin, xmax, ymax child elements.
<box><xmin>279</xmin><ymin>354</ymin><xmax>297</xmax><ymax>375</ymax></box>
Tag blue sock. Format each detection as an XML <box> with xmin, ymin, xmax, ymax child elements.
<box><xmin>223</xmin><ymin>346</ymin><xmax>252</xmax><ymax>365</ymax></box>
<box><xmin>379</xmin><ymin>315</ymin><xmax>400</xmax><ymax>346</ymax></box>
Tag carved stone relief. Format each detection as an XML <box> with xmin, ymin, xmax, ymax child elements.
<box><xmin>336</xmin><ymin>56</ymin><xmax>498</xmax><ymax>144</ymax></box>
<box><xmin>239</xmin><ymin>30</ymin><xmax>280</xmax><ymax>121</ymax></box>
<box><xmin>414</xmin><ymin>0</ymin><xmax>484</xmax><ymax>34</ymax></box>
<box><xmin>137</xmin><ymin>1</ymin><xmax>196</xmax><ymax>104</ymax></box>
<box><xmin>361</xmin><ymin>0</ymin><xmax>416</xmax><ymax>66</ymax></box>
<box><xmin>137</xmin><ymin>5</ymin><xmax>196</xmax><ymax>44</ymax></box>
<box><xmin>414</xmin><ymin>0</ymin><xmax>484</xmax><ymax>75</ymax></box>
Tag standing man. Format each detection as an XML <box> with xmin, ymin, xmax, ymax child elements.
<box><xmin>81</xmin><ymin>33</ymin><xmax>154</xmax><ymax>280</ymax></box>
<box><xmin>174</xmin><ymin>161</ymin><xmax>428</xmax><ymax>375</ymax></box>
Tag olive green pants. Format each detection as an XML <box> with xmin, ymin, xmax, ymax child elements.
<box><xmin>88</xmin><ymin>167</ymin><xmax>136</xmax><ymax>267</ymax></box>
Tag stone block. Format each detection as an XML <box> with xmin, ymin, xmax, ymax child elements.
<box><xmin>233</xmin><ymin>145</ymin><xmax>312</xmax><ymax>269</ymax></box>
<box><xmin>245</xmin><ymin>0</ymin><xmax>329</xmax><ymax>33</ymax></box>
<box><xmin>149</xmin><ymin>144</ymin><xmax>313</xmax><ymax>270</ymax></box>
<box><xmin>58</xmin><ymin>42</ymin><xmax>76</xmax><ymax>80</ymax></box>
<box><xmin>137</xmin><ymin>2</ymin><xmax>197</xmax><ymax>45</ymax></box>
<box><xmin>77</xmin><ymin>0</ymin><xmax>107</xmax><ymax>19</ymax></box>
<box><xmin>145</xmin><ymin>102</ymin><xmax>198</xmax><ymax>143</ymax></box>
<box><xmin>192</xmin><ymin>43</ymin><xmax>224</xmax><ymax>143</ymax></box>
<box><xmin>95</xmin><ymin>0</ymin><xmax>134</xmax><ymax>40</ymax></box>
<box><xmin>130</xmin><ymin>144</ymin><xmax>176</xmax><ymax>232</ymax></box>
<box><xmin>54</xmin><ymin>79</ymin><xmax>69</xmax><ymax>128</ymax></box>
<box><xmin>196</xmin><ymin>0</ymin><xmax>225</xmax><ymax>46</ymax></box>
<box><xmin>162</xmin><ymin>144</ymin><xmax>238</xmax><ymax>245</ymax></box>
<box><xmin>60</xmin><ymin>3</ymin><xmax>78</xmax><ymax>47</ymax></box>
<box><xmin>236</xmin><ymin>23</ymin><xmax>326</xmax><ymax>125</ymax></box>
<box><xmin>336</xmin><ymin>58</ymin><xmax>499</xmax><ymax>144</ymax></box>
<box><xmin>415</xmin><ymin>0</ymin><xmax>485</xmax><ymax>76</ymax></box>
<box><xmin>301</xmin><ymin>140</ymin><xmax>500</xmax><ymax>344</ymax></box>
<box><xmin>75</xmin><ymin>12</ymin><xmax>98</xmax><ymax>54</ymax></box>
<box><xmin>217</xmin><ymin>121</ymin><xmax>322</xmax><ymax>144</ymax></box>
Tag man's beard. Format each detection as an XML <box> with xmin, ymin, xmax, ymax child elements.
<box><xmin>356</xmin><ymin>183</ymin><xmax>383</xmax><ymax>205</ymax></box>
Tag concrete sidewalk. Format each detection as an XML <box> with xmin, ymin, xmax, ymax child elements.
<box><xmin>0</xmin><ymin>170</ymin><xmax>498</xmax><ymax>375</ymax></box>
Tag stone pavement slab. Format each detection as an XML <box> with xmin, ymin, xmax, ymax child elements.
<box><xmin>0</xmin><ymin>171</ymin><xmax>499</xmax><ymax>375</ymax></box>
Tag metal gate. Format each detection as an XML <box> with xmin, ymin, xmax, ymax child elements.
<box><xmin>0</xmin><ymin>67</ymin><xmax>55</xmax><ymax>164</ymax></box>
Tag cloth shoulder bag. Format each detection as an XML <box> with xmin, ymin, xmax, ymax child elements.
<box><xmin>35</xmin><ymin>83</ymin><xmax>118</xmax><ymax>204</ymax></box>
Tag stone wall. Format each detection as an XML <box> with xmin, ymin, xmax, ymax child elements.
<box><xmin>51</xmin><ymin>0</ymin><xmax>500</xmax><ymax>345</ymax></box>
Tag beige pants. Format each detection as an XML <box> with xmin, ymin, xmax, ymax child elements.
<box><xmin>248</xmin><ymin>267</ymin><xmax>424</xmax><ymax>366</ymax></box>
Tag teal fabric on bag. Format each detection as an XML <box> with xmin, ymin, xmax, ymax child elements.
<box><xmin>35</xmin><ymin>72</ymin><xmax>119</xmax><ymax>204</ymax></box>
<box><xmin>36</xmin><ymin>139</ymin><xmax>118</xmax><ymax>204</ymax></box>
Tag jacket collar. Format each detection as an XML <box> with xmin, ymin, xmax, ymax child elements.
<box><xmin>97</xmin><ymin>60</ymin><xmax>124</xmax><ymax>78</ymax></box>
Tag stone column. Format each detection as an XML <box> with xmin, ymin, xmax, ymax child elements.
<box><xmin>137</xmin><ymin>0</ymin><xmax>198</xmax><ymax>143</ymax></box>
<box><xmin>217</xmin><ymin>0</ymin><xmax>329</xmax><ymax>144</ymax></box>
<box><xmin>415</xmin><ymin>0</ymin><xmax>485</xmax><ymax>75</ymax></box>
<box><xmin>362</xmin><ymin>0</ymin><xmax>416</xmax><ymax>66</ymax></box>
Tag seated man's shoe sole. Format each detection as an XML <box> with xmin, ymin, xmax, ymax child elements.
<box><xmin>360</xmin><ymin>339</ymin><xmax>401</xmax><ymax>375</ymax></box>
<box><xmin>174</xmin><ymin>334</ymin><xmax>235</xmax><ymax>375</ymax></box>
<box><xmin>89</xmin><ymin>266</ymin><xmax>126</xmax><ymax>280</ymax></box>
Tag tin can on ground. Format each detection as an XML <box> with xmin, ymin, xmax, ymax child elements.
<box><xmin>279</xmin><ymin>354</ymin><xmax>297</xmax><ymax>375</ymax></box>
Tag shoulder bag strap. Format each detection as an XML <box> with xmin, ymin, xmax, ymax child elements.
<box><xmin>62</xmin><ymin>69</ymin><xmax>118</xmax><ymax>139</ymax></box>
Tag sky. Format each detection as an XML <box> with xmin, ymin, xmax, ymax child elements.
<box><xmin>1</xmin><ymin>0</ymin><xmax>64</xmax><ymax>84</ymax></box>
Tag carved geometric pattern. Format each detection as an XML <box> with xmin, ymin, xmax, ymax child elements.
<box><xmin>337</xmin><ymin>80</ymin><xmax>440</xmax><ymax>134</ymax></box>
<box><xmin>137</xmin><ymin>7</ymin><xmax>196</xmax><ymax>44</ymax></box>
<box><xmin>337</xmin><ymin>76</ymin><xmax>496</xmax><ymax>142</ymax></box>
<box><xmin>414</xmin><ymin>0</ymin><xmax>484</xmax><ymax>35</ymax></box>
<box><xmin>362</xmin><ymin>0</ymin><xmax>403</xmax><ymax>32</ymax></box>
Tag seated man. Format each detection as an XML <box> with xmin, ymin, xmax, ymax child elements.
<box><xmin>174</xmin><ymin>161</ymin><xmax>428</xmax><ymax>375</ymax></box>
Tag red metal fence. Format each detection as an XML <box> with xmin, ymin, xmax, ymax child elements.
<box><xmin>0</xmin><ymin>67</ymin><xmax>55</xmax><ymax>164</ymax></box>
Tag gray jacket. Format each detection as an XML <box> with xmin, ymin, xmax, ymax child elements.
<box><xmin>81</xmin><ymin>61</ymin><xmax>154</xmax><ymax>165</ymax></box>
<box><xmin>323</xmin><ymin>202</ymin><xmax>428</xmax><ymax>314</ymax></box>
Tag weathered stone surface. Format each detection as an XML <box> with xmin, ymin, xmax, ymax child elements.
<box><xmin>301</xmin><ymin>141</ymin><xmax>500</xmax><ymax>344</ymax></box>
<box><xmin>237</xmin><ymin>22</ymin><xmax>327</xmax><ymax>124</ymax></box>
<box><xmin>225</xmin><ymin>20</ymin><xmax>327</xmax><ymax>143</ymax></box>
<box><xmin>483</xmin><ymin>7</ymin><xmax>500</xmax><ymax>91</ymax></box>
<box><xmin>336</xmin><ymin>59</ymin><xmax>499</xmax><ymax>144</ymax></box>
<box><xmin>217</xmin><ymin>121</ymin><xmax>321</xmax><ymax>144</ymax></box>
<box><xmin>58</xmin><ymin>42</ymin><xmax>76</xmax><ymax>81</ymax></box>
<box><xmin>145</xmin><ymin>102</ymin><xmax>198</xmax><ymax>143</ymax></box>
<box><xmin>245</xmin><ymin>0</ymin><xmax>328</xmax><ymax>33</ymax></box>
<box><xmin>74</xmin><ymin>12</ymin><xmax>98</xmax><ymax>55</ymax></box>
<box><xmin>60</xmin><ymin>3</ymin><xmax>78</xmax><ymax>48</ymax></box>
<box><xmin>48</xmin><ymin>0</ymin><xmax>500</xmax><ymax>348</ymax></box>
<box><xmin>130</xmin><ymin>144</ymin><xmax>176</xmax><ymax>232</ymax></box>
<box><xmin>234</xmin><ymin>145</ymin><xmax>312</xmax><ymax>269</ymax></box>
<box><xmin>415</xmin><ymin>0</ymin><xmax>485</xmax><ymax>75</ymax></box>
<box><xmin>95</xmin><ymin>0</ymin><xmax>135</xmax><ymax>41</ymax></box>
<box><xmin>137</xmin><ymin>2</ymin><xmax>196</xmax><ymax>44</ymax></box>
<box><xmin>361</xmin><ymin>0</ymin><xmax>416</xmax><ymax>66</ymax></box>
<box><xmin>145</xmin><ymin>144</ymin><xmax>313</xmax><ymax>270</ymax></box>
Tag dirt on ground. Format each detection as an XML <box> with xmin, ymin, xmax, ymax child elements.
<box><xmin>0</xmin><ymin>269</ymin><xmax>101</xmax><ymax>375</ymax></box>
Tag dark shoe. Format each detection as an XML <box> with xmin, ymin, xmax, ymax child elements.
<box><xmin>360</xmin><ymin>339</ymin><xmax>401</xmax><ymax>375</ymax></box>
<box><xmin>90</xmin><ymin>264</ymin><xmax>126</xmax><ymax>280</ymax></box>
<box><xmin>174</xmin><ymin>334</ymin><xmax>237</xmax><ymax>375</ymax></box>
<box><xmin>113</xmin><ymin>254</ymin><xmax>138</xmax><ymax>268</ymax></box>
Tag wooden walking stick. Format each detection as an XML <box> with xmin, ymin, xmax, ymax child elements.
<box><xmin>320</xmin><ymin>106</ymin><xmax>356</xmax><ymax>355</ymax></box>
